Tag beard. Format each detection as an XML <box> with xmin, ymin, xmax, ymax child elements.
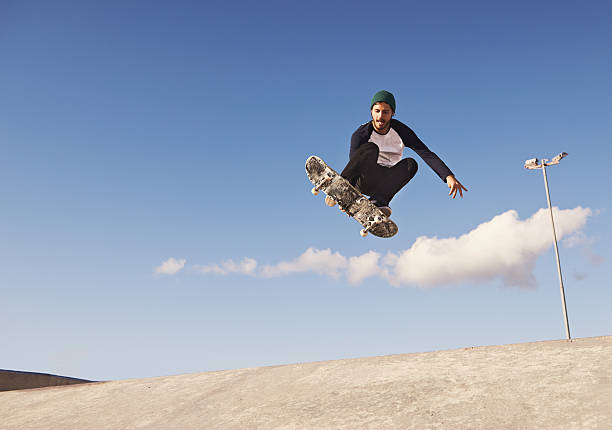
<box><xmin>372</xmin><ymin>118</ymin><xmax>391</xmax><ymax>133</ymax></box>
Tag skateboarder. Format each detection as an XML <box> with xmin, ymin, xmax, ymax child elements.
<box><xmin>325</xmin><ymin>90</ymin><xmax>467</xmax><ymax>216</ymax></box>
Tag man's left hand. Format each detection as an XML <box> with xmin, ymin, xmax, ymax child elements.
<box><xmin>446</xmin><ymin>175</ymin><xmax>468</xmax><ymax>199</ymax></box>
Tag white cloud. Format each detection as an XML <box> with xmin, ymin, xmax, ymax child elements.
<box><xmin>381</xmin><ymin>207</ymin><xmax>591</xmax><ymax>288</ymax></box>
<box><xmin>194</xmin><ymin>257</ymin><xmax>257</xmax><ymax>276</ymax></box>
<box><xmin>563</xmin><ymin>231</ymin><xmax>591</xmax><ymax>248</ymax></box>
<box><xmin>563</xmin><ymin>231</ymin><xmax>604</xmax><ymax>266</ymax></box>
<box><xmin>155</xmin><ymin>257</ymin><xmax>186</xmax><ymax>275</ymax></box>
<box><xmin>261</xmin><ymin>248</ymin><xmax>347</xmax><ymax>279</ymax></box>
<box><xmin>189</xmin><ymin>207</ymin><xmax>593</xmax><ymax>288</ymax></box>
<box><xmin>347</xmin><ymin>251</ymin><xmax>383</xmax><ymax>285</ymax></box>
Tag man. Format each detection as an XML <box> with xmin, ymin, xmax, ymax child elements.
<box><xmin>325</xmin><ymin>90</ymin><xmax>467</xmax><ymax>216</ymax></box>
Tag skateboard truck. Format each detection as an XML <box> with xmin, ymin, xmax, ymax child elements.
<box><xmin>311</xmin><ymin>174</ymin><xmax>334</xmax><ymax>196</ymax></box>
<box><xmin>360</xmin><ymin>215</ymin><xmax>385</xmax><ymax>237</ymax></box>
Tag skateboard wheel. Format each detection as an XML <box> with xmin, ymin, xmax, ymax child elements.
<box><xmin>311</xmin><ymin>187</ymin><xmax>319</xmax><ymax>196</ymax></box>
<box><xmin>360</xmin><ymin>229</ymin><xmax>368</xmax><ymax>237</ymax></box>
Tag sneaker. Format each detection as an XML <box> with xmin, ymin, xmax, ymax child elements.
<box><xmin>369</xmin><ymin>198</ymin><xmax>392</xmax><ymax>217</ymax></box>
<box><xmin>377</xmin><ymin>206</ymin><xmax>392</xmax><ymax>217</ymax></box>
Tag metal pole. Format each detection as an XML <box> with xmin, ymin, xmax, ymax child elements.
<box><xmin>541</xmin><ymin>162</ymin><xmax>571</xmax><ymax>340</ymax></box>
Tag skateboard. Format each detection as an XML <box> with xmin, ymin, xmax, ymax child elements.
<box><xmin>305</xmin><ymin>155</ymin><xmax>398</xmax><ymax>238</ymax></box>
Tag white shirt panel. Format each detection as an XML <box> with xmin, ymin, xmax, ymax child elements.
<box><xmin>369</xmin><ymin>128</ymin><xmax>404</xmax><ymax>167</ymax></box>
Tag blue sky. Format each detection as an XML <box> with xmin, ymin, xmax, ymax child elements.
<box><xmin>1</xmin><ymin>0</ymin><xmax>611</xmax><ymax>380</ymax></box>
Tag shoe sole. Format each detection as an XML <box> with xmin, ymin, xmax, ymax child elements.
<box><xmin>378</xmin><ymin>207</ymin><xmax>392</xmax><ymax>217</ymax></box>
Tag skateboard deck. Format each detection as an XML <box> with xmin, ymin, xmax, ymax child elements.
<box><xmin>305</xmin><ymin>155</ymin><xmax>398</xmax><ymax>238</ymax></box>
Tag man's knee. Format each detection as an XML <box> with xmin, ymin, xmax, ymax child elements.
<box><xmin>395</xmin><ymin>157</ymin><xmax>417</xmax><ymax>181</ymax></box>
<box><xmin>353</xmin><ymin>142</ymin><xmax>379</xmax><ymax>160</ymax></box>
<box><xmin>406</xmin><ymin>157</ymin><xmax>418</xmax><ymax>176</ymax></box>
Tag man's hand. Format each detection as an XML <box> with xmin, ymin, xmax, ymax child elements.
<box><xmin>446</xmin><ymin>175</ymin><xmax>468</xmax><ymax>199</ymax></box>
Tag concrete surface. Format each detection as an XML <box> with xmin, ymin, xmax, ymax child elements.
<box><xmin>0</xmin><ymin>370</ymin><xmax>93</xmax><ymax>392</ymax></box>
<box><xmin>1</xmin><ymin>336</ymin><xmax>611</xmax><ymax>429</ymax></box>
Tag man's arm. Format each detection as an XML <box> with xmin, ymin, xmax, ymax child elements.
<box><xmin>394</xmin><ymin>120</ymin><xmax>468</xmax><ymax>198</ymax></box>
<box><xmin>349</xmin><ymin>123</ymin><xmax>373</xmax><ymax>159</ymax></box>
<box><xmin>392</xmin><ymin>120</ymin><xmax>454</xmax><ymax>182</ymax></box>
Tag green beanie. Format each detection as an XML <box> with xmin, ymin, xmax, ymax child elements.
<box><xmin>370</xmin><ymin>90</ymin><xmax>396</xmax><ymax>113</ymax></box>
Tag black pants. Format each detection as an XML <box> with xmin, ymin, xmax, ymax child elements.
<box><xmin>341</xmin><ymin>142</ymin><xmax>418</xmax><ymax>206</ymax></box>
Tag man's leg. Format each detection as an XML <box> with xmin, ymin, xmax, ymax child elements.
<box><xmin>340</xmin><ymin>142</ymin><xmax>380</xmax><ymax>190</ymax></box>
<box><xmin>339</xmin><ymin>143</ymin><xmax>418</xmax><ymax>207</ymax></box>
<box><xmin>371</xmin><ymin>158</ymin><xmax>418</xmax><ymax>206</ymax></box>
<box><xmin>340</xmin><ymin>142</ymin><xmax>382</xmax><ymax>195</ymax></box>
<box><xmin>326</xmin><ymin>143</ymin><xmax>379</xmax><ymax>208</ymax></box>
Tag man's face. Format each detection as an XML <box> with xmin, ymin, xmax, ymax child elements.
<box><xmin>371</xmin><ymin>102</ymin><xmax>394</xmax><ymax>133</ymax></box>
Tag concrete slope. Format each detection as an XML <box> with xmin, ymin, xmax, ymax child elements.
<box><xmin>1</xmin><ymin>336</ymin><xmax>611</xmax><ymax>429</ymax></box>
<box><xmin>0</xmin><ymin>370</ymin><xmax>93</xmax><ymax>392</ymax></box>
